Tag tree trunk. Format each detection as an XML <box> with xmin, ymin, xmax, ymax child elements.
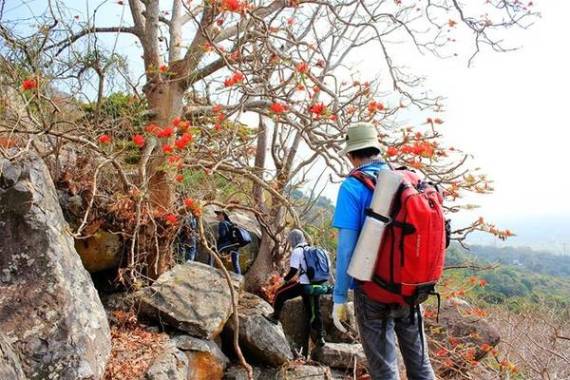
<box><xmin>142</xmin><ymin>80</ymin><xmax>186</xmax><ymax>279</ymax></box>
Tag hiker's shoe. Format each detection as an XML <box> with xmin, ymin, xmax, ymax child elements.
<box><xmin>316</xmin><ymin>337</ymin><xmax>326</xmax><ymax>347</ymax></box>
<box><xmin>263</xmin><ymin>314</ymin><xmax>279</xmax><ymax>325</ymax></box>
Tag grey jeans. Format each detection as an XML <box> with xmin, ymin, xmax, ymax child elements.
<box><xmin>354</xmin><ymin>289</ymin><xmax>435</xmax><ymax>380</ymax></box>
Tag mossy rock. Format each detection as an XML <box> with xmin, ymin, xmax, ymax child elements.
<box><xmin>75</xmin><ymin>231</ymin><xmax>122</xmax><ymax>273</ymax></box>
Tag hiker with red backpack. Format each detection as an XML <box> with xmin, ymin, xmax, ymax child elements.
<box><xmin>264</xmin><ymin>229</ymin><xmax>333</xmax><ymax>353</ymax></box>
<box><xmin>332</xmin><ymin>122</ymin><xmax>447</xmax><ymax>380</ymax></box>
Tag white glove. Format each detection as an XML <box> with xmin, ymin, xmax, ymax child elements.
<box><xmin>332</xmin><ymin>303</ymin><xmax>348</xmax><ymax>333</ymax></box>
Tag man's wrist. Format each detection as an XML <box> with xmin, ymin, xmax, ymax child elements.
<box><xmin>333</xmin><ymin>293</ymin><xmax>348</xmax><ymax>304</ymax></box>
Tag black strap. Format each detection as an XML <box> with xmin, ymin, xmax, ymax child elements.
<box><xmin>372</xmin><ymin>274</ymin><xmax>401</xmax><ymax>294</ymax></box>
<box><xmin>364</xmin><ymin>208</ymin><xmax>391</xmax><ymax>223</ymax></box>
<box><xmin>417</xmin><ymin>305</ymin><xmax>426</xmax><ymax>363</ymax></box>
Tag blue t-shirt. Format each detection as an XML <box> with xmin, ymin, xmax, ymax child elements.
<box><xmin>332</xmin><ymin>161</ymin><xmax>387</xmax><ymax>230</ymax></box>
<box><xmin>332</xmin><ymin>161</ymin><xmax>387</xmax><ymax>303</ymax></box>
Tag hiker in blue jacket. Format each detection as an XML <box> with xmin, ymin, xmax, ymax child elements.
<box><xmin>331</xmin><ymin>122</ymin><xmax>435</xmax><ymax>380</ymax></box>
<box><xmin>215</xmin><ymin>210</ymin><xmax>241</xmax><ymax>274</ymax></box>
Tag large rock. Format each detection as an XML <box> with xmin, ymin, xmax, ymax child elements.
<box><xmin>0</xmin><ymin>333</ymin><xmax>26</xmax><ymax>380</ymax></box>
<box><xmin>145</xmin><ymin>342</ymin><xmax>189</xmax><ymax>380</ymax></box>
<box><xmin>264</xmin><ymin>365</ymin><xmax>331</xmax><ymax>379</ymax></box>
<box><xmin>223</xmin><ymin>364</ymin><xmax>265</xmax><ymax>380</ymax></box>
<box><xmin>75</xmin><ymin>230</ymin><xmax>122</xmax><ymax>273</ymax></box>
<box><xmin>312</xmin><ymin>342</ymin><xmax>366</xmax><ymax>370</ymax></box>
<box><xmin>0</xmin><ymin>153</ymin><xmax>111</xmax><ymax>379</ymax></box>
<box><xmin>173</xmin><ymin>335</ymin><xmax>229</xmax><ymax>380</ymax></box>
<box><xmin>225</xmin><ymin>292</ymin><xmax>293</xmax><ymax>366</ymax></box>
<box><xmin>137</xmin><ymin>262</ymin><xmax>239</xmax><ymax>339</ymax></box>
<box><xmin>281</xmin><ymin>295</ymin><xmax>357</xmax><ymax>350</ymax></box>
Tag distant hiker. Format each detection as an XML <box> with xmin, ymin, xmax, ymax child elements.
<box><xmin>331</xmin><ymin>122</ymin><xmax>438</xmax><ymax>380</ymax></box>
<box><xmin>264</xmin><ymin>229</ymin><xmax>333</xmax><ymax>353</ymax></box>
<box><xmin>215</xmin><ymin>210</ymin><xmax>252</xmax><ymax>275</ymax></box>
<box><xmin>177</xmin><ymin>214</ymin><xmax>198</xmax><ymax>263</ymax></box>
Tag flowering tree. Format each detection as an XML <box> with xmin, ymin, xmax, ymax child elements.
<box><xmin>0</xmin><ymin>0</ymin><xmax>534</xmax><ymax>288</ymax></box>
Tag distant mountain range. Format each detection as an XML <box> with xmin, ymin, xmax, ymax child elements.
<box><xmin>465</xmin><ymin>214</ymin><xmax>570</xmax><ymax>255</ymax></box>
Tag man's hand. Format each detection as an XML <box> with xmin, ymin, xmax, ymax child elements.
<box><xmin>332</xmin><ymin>303</ymin><xmax>348</xmax><ymax>333</ymax></box>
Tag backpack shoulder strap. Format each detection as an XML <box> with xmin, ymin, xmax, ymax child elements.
<box><xmin>299</xmin><ymin>245</ymin><xmax>311</xmax><ymax>275</ymax></box>
<box><xmin>350</xmin><ymin>169</ymin><xmax>378</xmax><ymax>191</ymax></box>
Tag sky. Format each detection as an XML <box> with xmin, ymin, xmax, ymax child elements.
<box><xmin>315</xmin><ymin>1</ymin><xmax>570</xmax><ymax>251</ymax></box>
<box><xmin>4</xmin><ymin>0</ymin><xmax>569</xmax><ymax>251</ymax></box>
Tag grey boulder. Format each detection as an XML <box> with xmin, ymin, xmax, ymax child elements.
<box><xmin>0</xmin><ymin>153</ymin><xmax>111</xmax><ymax>380</ymax></box>
<box><xmin>173</xmin><ymin>335</ymin><xmax>229</xmax><ymax>380</ymax></box>
<box><xmin>137</xmin><ymin>262</ymin><xmax>238</xmax><ymax>339</ymax></box>
<box><xmin>145</xmin><ymin>342</ymin><xmax>189</xmax><ymax>380</ymax></box>
<box><xmin>225</xmin><ymin>292</ymin><xmax>293</xmax><ymax>366</ymax></box>
<box><xmin>0</xmin><ymin>333</ymin><xmax>26</xmax><ymax>380</ymax></box>
<box><xmin>312</xmin><ymin>342</ymin><xmax>366</xmax><ymax>370</ymax></box>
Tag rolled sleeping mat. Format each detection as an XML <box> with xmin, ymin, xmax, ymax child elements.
<box><xmin>347</xmin><ymin>169</ymin><xmax>404</xmax><ymax>281</ymax></box>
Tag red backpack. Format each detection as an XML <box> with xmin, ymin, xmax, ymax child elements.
<box><xmin>351</xmin><ymin>168</ymin><xmax>449</xmax><ymax>307</ymax></box>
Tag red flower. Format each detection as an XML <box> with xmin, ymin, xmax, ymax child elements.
<box><xmin>178</xmin><ymin>120</ymin><xmax>191</xmax><ymax>132</ymax></box>
<box><xmin>157</xmin><ymin>127</ymin><xmax>174</xmax><ymax>138</ymax></box>
<box><xmin>231</xmin><ymin>71</ymin><xmax>244</xmax><ymax>83</ymax></box>
<box><xmin>329</xmin><ymin>114</ymin><xmax>338</xmax><ymax>121</ymax></box>
<box><xmin>167</xmin><ymin>155</ymin><xmax>181</xmax><ymax>165</ymax></box>
<box><xmin>368</xmin><ymin>101</ymin><xmax>384</xmax><ymax>113</ymax></box>
<box><xmin>162</xmin><ymin>144</ymin><xmax>173</xmax><ymax>154</ymax></box>
<box><xmin>386</xmin><ymin>147</ymin><xmax>398</xmax><ymax>157</ymax></box>
<box><xmin>309</xmin><ymin>102</ymin><xmax>326</xmax><ymax>115</ymax></box>
<box><xmin>164</xmin><ymin>213</ymin><xmax>178</xmax><ymax>225</ymax></box>
<box><xmin>172</xmin><ymin>117</ymin><xmax>181</xmax><ymax>127</ymax></box>
<box><xmin>175</xmin><ymin>133</ymin><xmax>192</xmax><ymax>149</ymax></box>
<box><xmin>296</xmin><ymin>62</ymin><xmax>309</xmax><ymax>74</ymax></box>
<box><xmin>132</xmin><ymin>134</ymin><xmax>145</xmax><ymax>147</ymax></box>
<box><xmin>224</xmin><ymin>71</ymin><xmax>245</xmax><ymax>87</ymax></box>
<box><xmin>221</xmin><ymin>0</ymin><xmax>245</xmax><ymax>12</ymax></box>
<box><xmin>480</xmin><ymin>343</ymin><xmax>492</xmax><ymax>352</ymax></box>
<box><xmin>229</xmin><ymin>50</ymin><xmax>241</xmax><ymax>62</ymax></box>
<box><xmin>212</xmin><ymin>104</ymin><xmax>223</xmax><ymax>113</ymax></box>
<box><xmin>436</xmin><ymin>348</ymin><xmax>448</xmax><ymax>357</ymax></box>
<box><xmin>159</xmin><ymin>65</ymin><xmax>168</xmax><ymax>73</ymax></box>
<box><xmin>98</xmin><ymin>135</ymin><xmax>111</xmax><ymax>144</ymax></box>
<box><xmin>401</xmin><ymin>145</ymin><xmax>413</xmax><ymax>154</ymax></box>
<box><xmin>145</xmin><ymin>123</ymin><xmax>160</xmax><ymax>134</ymax></box>
<box><xmin>216</xmin><ymin>113</ymin><xmax>225</xmax><ymax>123</ymax></box>
<box><xmin>214</xmin><ymin>123</ymin><xmax>222</xmax><ymax>131</ymax></box>
<box><xmin>295</xmin><ymin>83</ymin><xmax>305</xmax><ymax>91</ymax></box>
<box><xmin>175</xmin><ymin>174</ymin><xmax>184</xmax><ymax>183</ymax></box>
<box><xmin>184</xmin><ymin>198</ymin><xmax>194</xmax><ymax>208</ymax></box>
<box><xmin>22</xmin><ymin>79</ymin><xmax>38</xmax><ymax>91</ymax></box>
<box><xmin>270</xmin><ymin>102</ymin><xmax>287</xmax><ymax>113</ymax></box>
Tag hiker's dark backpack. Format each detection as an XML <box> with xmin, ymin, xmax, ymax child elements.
<box><xmin>302</xmin><ymin>246</ymin><xmax>331</xmax><ymax>284</ymax></box>
<box><xmin>230</xmin><ymin>224</ymin><xmax>252</xmax><ymax>248</ymax></box>
<box><xmin>351</xmin><ymin>167</ymin><xmax>450</xmax><ymax>307</ymax></box>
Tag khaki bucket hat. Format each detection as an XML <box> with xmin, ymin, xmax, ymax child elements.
<box><xmin>340</xmin><ymin>122</ymin><xmax>382</xmax><ymax>155</ymax></box>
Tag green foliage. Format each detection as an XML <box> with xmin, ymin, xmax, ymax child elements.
<box><xmin>81</xmin><ymin>92</ymin><xmax>148</xmax><ymax>130</ymax></box>
<box><xmin>445</xmin><ymin>245</ymin><xmax>570</xmax><ymax>309</ymax></box>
